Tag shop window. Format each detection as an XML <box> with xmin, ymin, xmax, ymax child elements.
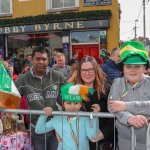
<box><xmin>7</xmin><ymin>32</ymin><xmax>63</xmax><ymax>74</ymax></box>
<box><xmin>46</xmin><ymin>0</ymin><xmax>79</xmax><ymax>12</ymax></box>
<box><xmin>7</xmin><ymin>32</ymin><xmax>63</xmax><ymax>59</ymax></box>
<box><xmin>0</xmin><ymin>0</ymin><xmax>12</xmax><ymax>17</ymax></box>
<box><xmin>71</xmin><ymin>31</ymin><xmax>99</xmax><ymax>44</ymax></box>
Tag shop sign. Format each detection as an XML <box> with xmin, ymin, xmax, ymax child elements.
<box><xmin>0</xmin><ymin>20</ymin><xmax>109</xmax><ymax>35</ymax></box>
<box><xmin>100</xmin><ymin>30</ymin><xmax>106</xmax><ymax>40</ymax></box>
<box><xmin>63</xmin><ymin>43</ymin><xmax>69</xmax><ymax>51</ymax></box>
<box><xmin>84</xmin><ymin>0</ymin><xmax>112</xmax><ymax>6</ymax></box>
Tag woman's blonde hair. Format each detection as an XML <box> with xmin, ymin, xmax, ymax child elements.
<box><xmin>76</xmin><ymin>56</ymin><xmax>106</xmax><ymax>99</ymax></box>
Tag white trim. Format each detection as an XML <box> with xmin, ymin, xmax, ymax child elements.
<box><xmin>18</xmin><ymin>0</ymin><xmax>31</xmax><ymax>1</ymax></box>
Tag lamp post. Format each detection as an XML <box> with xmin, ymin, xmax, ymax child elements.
<box><xmin>134</xmin><ymin>20</ymin><xmax>138</xmax><ymax>39</ymax></box>
<box><xmin>143</xmin><ymin>0</ymin><xmax>146</xmax><ymax>46</ymax></box>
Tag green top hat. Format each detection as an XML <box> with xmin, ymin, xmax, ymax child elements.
<box><xmin>119</xmin><ymin>40</ymin><xmax>149</xmax><ymax>65</ymax></box>
<box><xmin>61</xmin><ymin>83</ymin><xmax>89</xmax><ymax>102</ymax></box>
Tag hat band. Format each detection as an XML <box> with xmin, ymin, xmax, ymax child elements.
<box><xmin>120</xmin><ymin>45</ymin><xmax>148</xmax><ymax>57</ymax></box>
<box><xmin>62</xmin><ymin>94</ymin><xmax>82</xmax><ymax>102</ymax></box>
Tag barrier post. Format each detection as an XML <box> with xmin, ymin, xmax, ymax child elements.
<box><xmin>146</xmin><ymin>122</ymin><xmax>150</xmax><ymax>150</ymax></box>
<box><xmin>131</xmin><ymin>126</ymin><xmax>136</xmax><ymax>150</ymax></box>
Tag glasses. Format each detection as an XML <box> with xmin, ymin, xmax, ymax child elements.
<box><xmin>81</xmin><ymin>68</ymin><xmax>95</xmax><ymax>74</ymax></box>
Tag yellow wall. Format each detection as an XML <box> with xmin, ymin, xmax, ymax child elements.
<box><xmin>13</xmin><ymin>0</ymin><xmax>46</xmax><ymax>17</ymax></box>
<box><xmin>79</xmin><ymin>0</ymin><xmax>120</xmax><ymax>51</ymax></box>
<box><xmin>8</xmin><ymin>0</ymin><xmax>120</xmax><ymax>52</ymax></box>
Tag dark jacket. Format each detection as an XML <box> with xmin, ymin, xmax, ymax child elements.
<box><xmin>101</xmin><ymin>59</ymin><xmax>122</xmax><ymax>85</ymax></box>
<box><xmin>82</xmin><ymin>85</ymin><xmax>114</xmax><ymax>150</ymax></box>
<box><xmin>82</xmin><ymin>91</ymin><xmax>114</xmax><ymax>140</ymax></box>
<box><xmin>67</xmin><ymin>58</ymin><xmax>78</xmax><ymax>66</ymax></box>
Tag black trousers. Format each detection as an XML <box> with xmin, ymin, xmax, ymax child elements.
<box><xmin>31</xmin><ymin>131</ymin><xmax>58</xmax><ymax>150</ymax></box>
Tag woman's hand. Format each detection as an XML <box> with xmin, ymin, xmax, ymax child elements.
<box><xmin>91</xmin><ymin>130</ymin><xmax>104</xmax><ymax>142</ymax></box>
<box><xmin>91</xmin><ymin>104</ymin><xmax>100</xmax><ymax>112</ymax></box>
<box><xmin>43</xmin><ymin>107</ymin><xmax>53</xmax><ymax>116</ymax></box>
<box><xmin>109</xmin><ymin>100</ymin><xmax>127</xmax><ymax>112</ymax></box>
<box><xmin>128</xmin><ymin>115</ymin><xmax>148</xmax><ymax>128</ymax></box>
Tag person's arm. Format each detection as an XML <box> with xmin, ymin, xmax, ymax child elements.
<box><xmin>35</xmin><ymin>115</ymin><xmax>54</xmax><ymax>134</ymax></box>
<box><xmin>126</xmin><ymin>101</ymin><xmax>150</xmax><ymax>115</ymax></box>
<box><xmin>109</xmin><ymin>98</ymin><xmax>148</xmax><ymax>128</ymax></box>
<box><xmin>67</xmin><ymin>70</ymin><xmax>77</xmax><ymax>83</ymax></box>
<box><xmin>108</xmin><ymin>78</ymin><xmax>134</xmax><ymax>125</ymax></box>
<box><xmin>109</xmin><ymin>100</ymin><xmax>150</xmax><ymax>115</ymax></box>
<box><xmin>35</xmin><ymin>107</ymin><xmax>54</xmax><ymax>134</ymax></box>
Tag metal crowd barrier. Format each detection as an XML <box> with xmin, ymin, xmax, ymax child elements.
<box><xmin>0</xmin><ymin>108</ymin><xmax>150</xmax><ymax>150</ymax></box>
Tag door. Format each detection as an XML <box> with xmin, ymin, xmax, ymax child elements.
<box><xmin>72</xmin><ymin>44</ymin><xmax>99</xmax><ymax>60</ymax></box>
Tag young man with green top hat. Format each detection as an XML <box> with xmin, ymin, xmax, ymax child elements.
<box><xmin>35</xmin><ymin>83</ymin><xmax>99</xmax><ymax>150</ymax></box>
<box><xmin>108</xmin><ymin>40</ymin><xmax>150</xmax><ymax>150</ymax></box>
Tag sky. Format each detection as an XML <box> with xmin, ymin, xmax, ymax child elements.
<box><xmin>118</xmin><ymin>0</ymin><xmax>150</xmax><ymax>41</ymax></box>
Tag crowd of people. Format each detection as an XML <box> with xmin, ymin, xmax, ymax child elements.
<box><xmin>0</xmin><ymin>40</ymin><xmax>150</xmax><ymax>150</ymax></box>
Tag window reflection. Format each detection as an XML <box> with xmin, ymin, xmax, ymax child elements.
<box><xmin>0</xmin><ymin>0</ymin><xmax>11</xmax><ymax>14</ymax></box>
<box><xmin>71</xmin><ymin>31</ymin><xmax>99</xmax><ymax>43</ymax></box>
<box><xmin>52</xmin><ymin>0</ymin><xmax>63</xmax><ymax>8</ymax></box>
<box><xmin>64</xmin><ymin>0</ymin><xmax>75</xmax><ymax>7</ymax></box>
<box><xmin>7</xmin><ymin>32</ymin><xmax>63</xmax><ymax>59</ymax></box>
<box><xmin>51</xmin><ymin>0</ymin><xmax>76</xmax><ymax>9</ymax></box>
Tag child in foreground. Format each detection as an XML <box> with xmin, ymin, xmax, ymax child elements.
<box><xmin>108</xmin><ymin>40</ymin><xmax>150</xmax><ymax>150</ymax></box>
<box><xmin>0</xmin><ymin>113</ymin><xmax>31</xmax><ymax>150</ymax></box>
<box><xmin>35</xmin><ymin>83</ymin><xmax>99</xmax><ymax>150</ymax></box>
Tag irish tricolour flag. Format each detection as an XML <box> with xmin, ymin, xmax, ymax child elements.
<box><xmin>0</xmin><ymin>61</ymin><xmax>21</xmax><ymax>109</ymax></box>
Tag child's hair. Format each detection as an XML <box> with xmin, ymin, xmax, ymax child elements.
<box><xmin>1</xmin><ymin>113</ymin><xmax>25</xmax><ymax>135</ymax></box>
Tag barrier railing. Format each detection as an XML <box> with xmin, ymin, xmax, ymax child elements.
<box><xmin>0</xmin><ymin>108</ymin><xmax>150</xmax><ymax>150</ymax></box>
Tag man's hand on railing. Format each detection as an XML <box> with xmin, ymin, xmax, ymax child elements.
<box><xmin>43</xmin><ymin>107</ymin><xmax>53</xmax><ymax>116</ymax></box>
<box><xmin>91</xmin><ymin>130</ymin><xmax>104</xmax><ymax>142</ymax></box>
<box><xmin>128</xmin><ymin>115</ymin><xmax>148</xmax><ymax>128</ymax></box>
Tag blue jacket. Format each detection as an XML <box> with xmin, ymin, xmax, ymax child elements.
<box><xmin>35</xmin><ymin>115</ymin><xmax>99</xmax><ymax>150</ymax></box>
<box><xmin>101</xmin><ymin>59</ymin><xmax>122</xmax><ymax>84</ymax></box>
